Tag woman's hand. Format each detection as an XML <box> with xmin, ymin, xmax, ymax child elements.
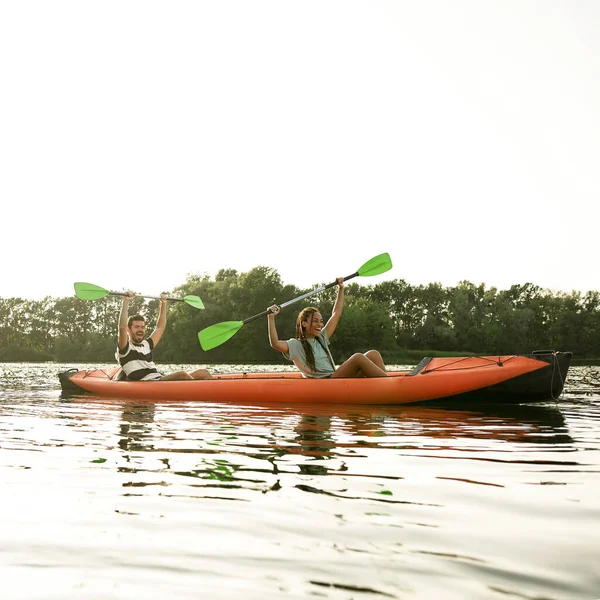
<box><xmin>267</xmin><ymin>304</ymin><xmax>288</xmax><ymax>353</ymax></box>
<box><xmin>325</xmin><ymin>278</ymin><xmax>344</xmax><ymax>339</ymax></box>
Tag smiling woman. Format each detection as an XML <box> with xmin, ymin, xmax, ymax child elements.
<box><xmin>268</xmin><ymin>278</ymin><xmax>388</xmax><ymax>379</ymax></box>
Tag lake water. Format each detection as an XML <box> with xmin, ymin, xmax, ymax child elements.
<box><xmin>1</xmin><ymin>362</ymin><xmax>599</xmax><ymax>599</ymax></box>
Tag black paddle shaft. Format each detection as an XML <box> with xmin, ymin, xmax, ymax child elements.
<box><xmin>241</xmin><ymin>271</ymin><xmax>359</xmax><ymax>325</ymax></box>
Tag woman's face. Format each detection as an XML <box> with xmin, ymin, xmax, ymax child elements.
<box><xmin>302</xmin><ymin>312</ymin><xmax>324</xmax><ymax>338</ymax></box>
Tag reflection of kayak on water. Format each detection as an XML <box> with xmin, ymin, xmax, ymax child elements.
<box><xmin>376</xmin><ymin>403</ymin><xmax>572</xmax><ymax>444</ymax></box>
<box><xmin>289</xmin><ymin>406</ymin><xmax>574</xmax><ymax>460</ymax></box>
<box><xmin>59</xmin><ymin>350</ymin><xmax>571</xmax><ymax>406</ymax></box>
<box><xmin>65</xmin><ymin>397</ymin><xmax>573</xmax><ymax>462</ymax></box>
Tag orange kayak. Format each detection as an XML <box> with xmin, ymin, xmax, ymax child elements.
<box><xmin>58</xmin><ymin>351</ymin><xmax>571</xmax><ymax>405</ymax></box>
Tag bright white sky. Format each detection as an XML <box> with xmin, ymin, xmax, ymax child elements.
<box><xmin>1</xmin><ymin>1</ymin><xmax>598</xmax><ymax>301</ymax></box>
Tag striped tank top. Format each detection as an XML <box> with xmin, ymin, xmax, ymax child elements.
<box><xmin>116</xmin><ymin>338</ymin><xmax>162</xmax><ymax>381</ymax></box>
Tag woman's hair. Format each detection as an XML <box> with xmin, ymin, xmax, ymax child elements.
<box><xmin>296</xmin><ymin>307</ymin><xmax>320</xmax><ymax>372</ymax></box>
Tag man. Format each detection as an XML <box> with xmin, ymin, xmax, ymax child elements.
<box><xmin>117</xmin><ymin>292</ymin><xmax>212</xmax><ymax>381</ymax></box>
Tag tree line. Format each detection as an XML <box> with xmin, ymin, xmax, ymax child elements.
<box><xmin>1</xmin><ymin>266</ymin><xmax>598</xmax><ymax>364</ymax></box>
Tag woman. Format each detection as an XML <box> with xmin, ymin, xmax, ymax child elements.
<box><xmin>267</xmin><ymin>278</ymin><xmax>388</xmax><ymax>378</ymax></box>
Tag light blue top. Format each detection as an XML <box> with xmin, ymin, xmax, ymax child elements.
<box><xmin>284</xmin><ymin>329</ymin><xmax>336</xmax><ymax>378</ymax></box>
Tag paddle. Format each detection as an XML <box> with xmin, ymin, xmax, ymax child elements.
<box><xmin>198</xmin><ymin>252</ymin><xmax>392</xmax><ymax>351</ymax></box>
<box><xmin>74</xmin><ymin>282</ymin><xmax>205</xmax><ymax>309</ymax></box>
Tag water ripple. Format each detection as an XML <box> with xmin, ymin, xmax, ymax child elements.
<box><xmin>0</xmin><ymin>362</ymin><xmax>599</xmax><ymax>599</ymax></box>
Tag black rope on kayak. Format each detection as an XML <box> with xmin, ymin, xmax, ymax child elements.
<box><xmin>421</xmin><ymin>355</ymin><xmax>518</xmax><ymax>374</ymax></box>
<box><xmin>81</xmin><ymin>368</ymin><xmax>119</xmax><ymax>380</ymax></box>
<box><xmin>421</xmin><ymin>356</ymin><xmax>478</xmax><ymax>373</ymax></box>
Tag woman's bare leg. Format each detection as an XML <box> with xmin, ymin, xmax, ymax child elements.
<box><xmin>161</xmin><ymin>371</ymin><xmax>194</xmax><ymax>381</ymax></box>
<box><xmin>331</xmin><ymin>353</ymin><xmax>388</xmax><ymax>378</ymax></box>
<box><xmin>365</xmin><ymin>350</ymin><xmax>386</xmax><ymax>372</ymax></box>
<box><xmin>191</xmin><ymin>369</ymin><xmax>213</xmax><ymax>380</ymax></box>
<box><xmin>161</xmin><ymin>369</ymin><xmax>212</xmax><ymax>381</ymax></box>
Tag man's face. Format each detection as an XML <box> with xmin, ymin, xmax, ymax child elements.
<box><xmin>128</xmin><ymin>320</ymin><xmax>146</xmax><ymax>343</ymax></box>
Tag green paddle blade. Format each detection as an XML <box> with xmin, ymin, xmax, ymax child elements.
<box><xmin>183</xmin><ymin>295</ymin><xmax>205</xmax><ymax>310</ymax></box>
<box><xmin>357</xmin><ymin>252</ymin><xmax>393</xmax><ymax>277</ymax></box>
<box><xmin>74</xmin><ymin>282</ymin><xmax>110</xmax><ymax>301</ymax></box>
<box><xmin>199</xmin><ymin>321</ymin><xmax>244</xmax><ymax>351</ymax></box>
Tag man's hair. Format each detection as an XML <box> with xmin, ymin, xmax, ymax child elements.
<box><xmin>127</xmin><ymin>315</ymin><xmax>145</xmax><ymax>328</ymax></box>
